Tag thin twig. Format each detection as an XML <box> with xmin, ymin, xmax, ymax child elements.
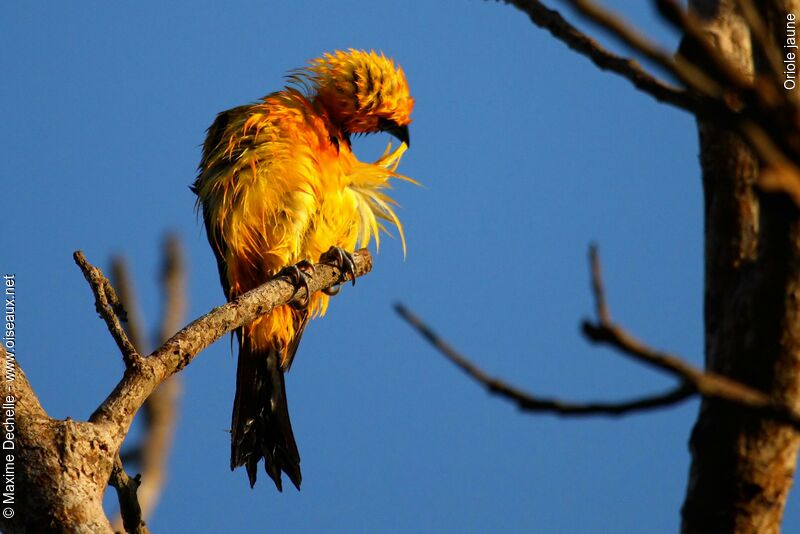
<box><xmin>564</xmin><ymin>0</ymin><xmax>728</xmax><ymax>97</ymax></box>
<box><xmin>108</xmin><ymin>456</ymin><xmax>150</xmax><ymax>534</ymax></box>
<box><xmin>588</xmin><ymin>244</ymin><xmax>609</xmax><ymax>323</ymax></box>
<box><xmin>397</xmin><ymin>243</ymin><xmax>800</xmax><ymax>430</ymax></box>
<box><xmin>507</xmin><ymin>0</ymin><xmax>790</xmax><ymax>148</ymax></box>
<box><xmin>582</xmin><ymin>247</ymin><xmax>800</xmax><ymax>429</ymax></box>
<box><xmin>498</xmin><ymin>0</ymin><xmax>698</xmax><ymax>112</ymax></box>
<box><xmin>566</xmin><ymin>0</ymin><xmax>724</xmax><ymax>96</ymax></box>
<box><xmin>395</xmin><ymin>303</ymin><xmax>695</xmax><ymax>416</ymax></box>
<box><xmin>74</xmin><ymin>251</ymin><xmax>142</xmax><ymax>367</ymax></box>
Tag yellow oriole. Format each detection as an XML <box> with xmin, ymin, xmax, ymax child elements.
<box><xmin>192</xmin><ymin>49</ymin><xmax>414</xmax><ymax>490</ymax></box>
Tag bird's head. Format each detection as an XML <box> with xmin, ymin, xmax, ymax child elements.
<box><xmin>292</xmin><ymin>49</ymin><xmax>414</xmax><ymax>146</ymax></box>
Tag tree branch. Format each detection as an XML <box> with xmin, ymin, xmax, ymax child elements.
<box><xmin>498</xmin><ymin>0</ymin><xmax>698</xmax><ymax>112</ymax></box>
<box><xmin>74</xmin><ymin>251</ymin><xmax>142</xmax><ymax>367</ymax></box>
<box><xmin>570</xmin><ymin>0</ymin><xmax>800</xmax><ymax>201</ymax></box>
<box><xmin>86</xmin><ymin>248</ymin><xmax>373</xmax><ymax>450</ymax></box>
<box><xmin>398</xmin><ymin>244</ymin><xmax>800</xmax><ymax>430</ymax></box>
<box><xmin>395</xmin><ymin>303</ymin><xmax>695</xmax><ymax>416</ymax></box>
<box><xmin>582</xmin><ymin>246</ymin><xmax>800</xmax><ymax>429</ymax></box>
<box><xmin>506</xmin><ymin>0</ymin><xmax>800</xmax><ymax>206</ymax></box>
<box><xmin>108</xmin><ymin>456</ymin><xmax>149</xmax><ymax>534</ymax></box>
<box><xmin>565</xmin><ymin>0</ymin><xmax>724</xmax><ymax>96</ymax></box>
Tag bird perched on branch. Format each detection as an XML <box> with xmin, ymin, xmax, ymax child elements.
<box><xmin>192</xmin><ymin>49</ymin><xmax>415</xmax><ymax>491</ymax></box>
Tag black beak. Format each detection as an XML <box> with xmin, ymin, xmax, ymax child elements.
<box><xmin>379</xmin><ymin>119</ymin><xmax>410</xmax><ymax>147</ymax></box>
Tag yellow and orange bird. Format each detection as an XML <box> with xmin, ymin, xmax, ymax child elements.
<box><xmin>192</xmin><ymin>49</ymin><xmax>414</xmax><ymax>491</ymax></box>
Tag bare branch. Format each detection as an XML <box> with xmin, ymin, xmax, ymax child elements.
<box><xmin>510</xmin><ymin>0</ymin><xmax>800</xmax><ymax>205</ymax></box>
<box><xmin>86</xmin><ymin>248</ymin><xmax>373</xmax><ymax>450</ymax></box>
<box><xmin>563</xmin><ymin>0</ymin><xmax>726</xmax><ymax>97</ymax></box>
<box><xmin>108</xmin><ymin>456</ymin><xmax>149</xmax><ymax>534</ymax></box>
<box><xmin>398</xmin><ymin>242</ymin><xmax>800</xmax><ymax>431</ymax></box>
<box><xmin>110</xmin><ymin>257</ymin><xmax>147</xmax><ymax>355</ymax></box>
<box><xmin>588</xmin><ymin>243</ymin><xmax>609</xmax><ymax>323</ymax></box>
<box><xmin>498</xmin><ymin>0</ymin><xmax>698</xmax><ymax>112</ymax></box>
<box><xmin>582</xmin><ymin>247</ymin><xmax>800</xmax><ymax>430</ymax></box>
<box><xmin>641</xmin><ymin>1</ymin><xmax>800</xmax><ymax>195</ymax></box>
<box><xmin>74</xmin><ymin>251</ymin><xmax>142</xmax><ymax>367</ymax></box>
<box><xmin>395</xmin><ymin>303</ymin><xmax>695</xmax><ymax>416</ymax></box>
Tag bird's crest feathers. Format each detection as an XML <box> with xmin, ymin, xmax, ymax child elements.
<box><xmin>288</xmin><ymin>49</ymin><xmax>414</xmax><ymax>135</ymax></box>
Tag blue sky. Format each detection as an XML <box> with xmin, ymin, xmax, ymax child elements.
<box><xmin>4</xmin><ymin>1</ymin><xmax>798</xmax><ymax>532</ymax></box>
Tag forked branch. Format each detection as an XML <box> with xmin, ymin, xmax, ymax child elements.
<box><xmin>398</xmin><ymin>245</ymin><xmax>800</xmax><ymax>429</ymax></box>
<box><xmin>395</xmin><ymin>303</ymin><xmax>695</xmax><ymax>415</ymax></box>
<box><xmin>502</xmin><ymin>0</ymin><xmax>800</xmax><ymax>205</ymax></box>
<box><xmin>74</xmin><ymin>251</ymin><xmax>142</xmax><ymax>367</ymax></box>
<box><xmin>79</xmin><ymin>248</ymin><xmax>373</xmax><ymax>452</ymax></box>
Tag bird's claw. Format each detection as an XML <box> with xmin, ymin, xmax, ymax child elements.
<box><xmin>279</xmin><ymin>260</ymin><xmax>315</xmax><ymax>310</ymax></box>
<box><xmin>320</xmin><ymin>247</ymin><xmax>357</xmax><ymax>287</ymax></box>
<box><xmin>322</xmin><ymin>284</ymin><xmax>341</xmax><ymax>296</ymax></box>
<box><xmin>296</xmin><ymin>259</ymin><xmax>315</xmax><ymax>277</ymax></box>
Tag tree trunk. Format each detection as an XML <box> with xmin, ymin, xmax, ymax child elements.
<box><xmin>0</xmin><ymin>355</ymin><xmax>116</xmax><ymax>533</ymax></box>
<box><xmin>682</xmin><ymin>1</ymin><xmax>800</xmax><ymax>533</ymax></box>
<box><xmin>16</xmin><ymin>418</ymin><xmax>114</xmax><ymax>533</ymax></box>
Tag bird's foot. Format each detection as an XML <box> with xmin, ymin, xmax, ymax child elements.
<box><xmin>320</xmin><ymin>247</ymin><xmax>357</xmax><ymax>289</ymax></box>
<box><xmin>279</xmin><ymin>260</ymin><xmax>315</xmax><ymax>310</ymax></box>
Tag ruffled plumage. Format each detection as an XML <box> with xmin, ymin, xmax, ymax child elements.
<box><xmin>193</xmin><ymin>49</ymin><xmax>415</xmax><ymax>490</ymax></box>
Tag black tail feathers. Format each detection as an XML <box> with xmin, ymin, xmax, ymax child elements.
<box><xmin>230</xmin><ymin>335</ymin><xmax>301</xmax><ymax>491</ymax></box>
